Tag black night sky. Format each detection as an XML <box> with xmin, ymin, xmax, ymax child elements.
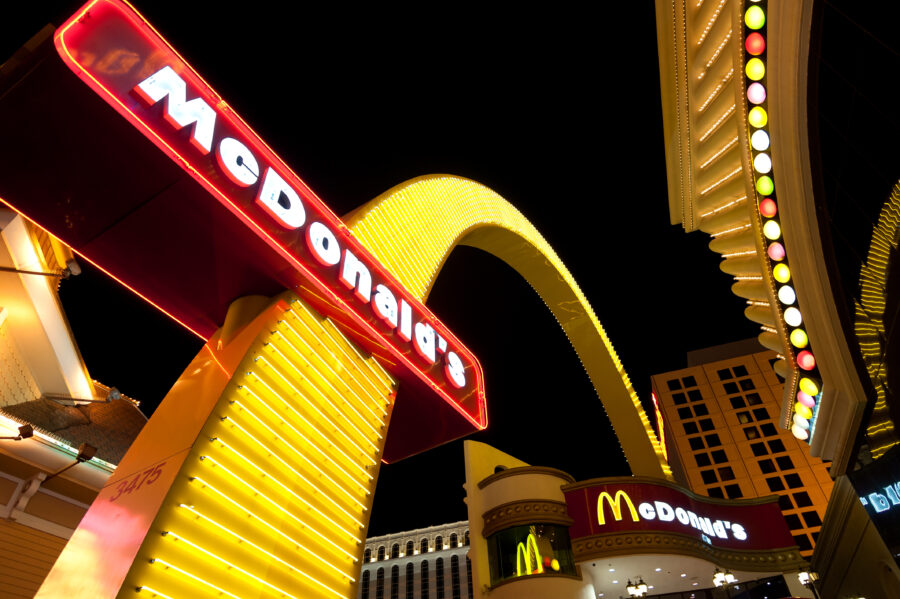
<box><xmin>2</xmin><ymin>2</ymin><xmax>756</xmax><ymax>535</ymax></box>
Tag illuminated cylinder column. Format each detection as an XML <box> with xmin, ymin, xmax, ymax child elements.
<box><xmin>37</xmin><ymin>292</ymin><xmax>396</xmax><ymax>599</ymax></box>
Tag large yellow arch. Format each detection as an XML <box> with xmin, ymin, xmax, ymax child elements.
<box><xmin>345</xmin><ymin>175</ymin><xmax>671</xmax><ymax>479</ymax></box>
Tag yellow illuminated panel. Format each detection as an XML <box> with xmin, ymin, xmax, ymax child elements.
<box><xmin>118</xmin><ymin>293</ymin><xmax>396</xmax><ymax>599</ymax></box>
<box><xmin>345</xmin><ymin>175</ymin><xmax>671</xmax><ymax>479</ymax></box>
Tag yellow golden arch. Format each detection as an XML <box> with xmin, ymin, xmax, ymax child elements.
<box><xmin>346</xmin><ymin>175</ymin><xmax>671</xmax><ymax>478</ymax></box>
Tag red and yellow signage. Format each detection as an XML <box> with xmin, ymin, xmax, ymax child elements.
<box><xmin>565</xmin><ymin>479</ymin><xmax>795</xmax><ymax>551</ymax></box>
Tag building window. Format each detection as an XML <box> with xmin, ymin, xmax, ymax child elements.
<box><xmin>737</xmin><ymin>411</ymin><xmax>751</xmax><ymax>424</ymax></box>
<box><xmin>705</xmin><ymin>433</ymin><xmax>721</xmax><ymax>447</ymax></box>
<box><xmin>436</xmin><ymin>557</ymin><xmax>445</xmax><ymax>599</ymax></box>
<box><xmin>753</xmin><ymin>407</ymin><xmax>770</xmax><ymax>421</ymax></box>
<box><xmin>464</xmin><ymin>531</ymin><xmax>469</xmax><ymax>546</ymax></box>
<box><xmin>699</xmin><ymin>418</ymin><xmax>715</xmax><ymax>431</ymax></box>
<box><xmin>707</xmin><ymin>486</ymin><xmax>724</xmax><ymax>498</ymax></box>
<box><xmin>793</xmin><ymin>491</ymin><xmax>813</xmax><ymax>507</ymax></box>
<box><xmin>711</xmin><ymin>449</ymin><xmax>727</xmax><ymax>464</ymax></box>
<box><xmin>378</xmin><ymin>546</ymin><xmax>386</xmax><ymax>561</ymax></box>
<box><xmin>407</xmin><ymin>540</ymin><xmax>415</xmax><ymax>556</ymax></box>
<box><xmin>688</xmin><ymin>389</ymin><xmax>704</xmax><ymax>402</ymax></box>
<box><xmin>678</xmin><ymin>407</ymin><xmax>693</xmax><ymax>420</ymax></box>
<box><xmin>451</xmin><ymin>555</ymin><xmax>461</xmax><ymax>599</ymax></box>
<box><xmin>362</xmin><ymin>571</ymin><xmax>370</xmax><ymax>599</ymax></box>
<box><xmin>682</xmin><ymin>375</ymin><xmax>697</xmax><ymax>388</ymax></box>
<box><xmin>689</xmin><ymin>437</ymin><xmax>705</xmax><ymax>450</ymax></box>
<box><xmin>751</xmin><ymin>442</ymin><xmax>768</xmax><ymax>456</ymax></box>
<box><xmin>760</xmin><ymin>423</ymin><xmax>777</xmax><ymax>437</ymax></box>
<box><xmin>718</xmin><ymin>466</ymin><xmax>735</xmax><ymax>481</ymax></box>
<box><xmin>435</xmin><ymin>536</ymin><xmax>443</xmax><ymax>551</ymax></box>
<box><xmin>739</xmin><ymin>378</ymin><xmax>756</xmax><ymax>391</ymax></box>
<box><xmin>421</xmin><ymin>538</ymin><xmax>429</xmax><ymax>554</ymax></box>
<box><xmin>667</xmin><ymin>379</ymin><xmax>683</xmax><ymax>391</ymax></box>
<box><xmin>768</xmin><ymin>439</ymin><xmax>787</xmax><ymax>453</ymax></box>
<box><xmin>376</xmin><ymin>568</ymin><xmax>385</xmax><ymax>599</ymax></box>
<box><xmin>701</xmin><ymin>469</ymin><xmax>718</xmax><ymax>484</ymax></box>
<box><xmin>391</xmin><ymin>543</ymin><xmax>400</xmax><ymax>559</ymax></box>
<box><xmin>778</xmin><ymin>494</ymin><xmax>794</xmax><ymax>510</ymax></box>
<box><xmin>746</xmin><ymin>392</ymin><xmax>762</xmax><ymax>405</ymax></box>
<box><xmin>717</xmin><ymin>368</ymin><xmax>733</xmax><ymax>380</ymax></box>
<box><xmin>793</xmin><ymin>534</ymin><xmax>813</xmax><ymax>552</ymax></box>
<box><xmin>724</xmin><ymin>484</ymin><xmax>743</xmax><ymax>499</ymax></box>
<box><xmin>406</xmin><ymin>563</ymin><xmax>414</xmax><ymax>599</ymax></box>
<box><xmin>776</xmin><ymin>455</ymin><xmax>794</xmax><ymax>470</ymax></box>
<box><xmin>759</xmin><ymin>458</ymin><xmax>776</xmax><ymax>474</ymax></box>
<box><xmin>695</xmin><ymin>453</ymin><xmax>711</xmax><ymax>467</ymax></box>
<box><xmin>694</xmin><ymin>403</ymin><xmax>709</xmax><ymax>416</ymax></box>
<box><xmin>766</xmin><ymin>477</ymin><xmax>786</xmax><ymax>492</ymax></box>
<box><xmin>391</xmin><ymin>565</ymin><xmax>399</xmax><ymax>599</ymax></box>
<box><xmin>802</xmin><ymin>510</ymin><xmax>822</xmax><ymax>527</ymax></box>
<box><xmin>466</xmin><ymin>557</ymin><xmax>474</xmax><ymax>597</ymax></box>
<box><xmin>486</xmin><ymin>523</ymin><xmax>577</xmax><ymax>585</ymax></box>
<box><xmin>449</xmin><ymin>533</ymin><xmax>458</xmax><ymax>548</ymax></box>
<box><xmin>673</xmin><ymin>392</ymin><xmax>687</xmax><ymax>405</ymax></box>
<box><xmin>724</xmin><ymin>381</ymin><xmax>739</xmax><ymax>394</ymax></box>
<box><xmin>733</xmin><ymin>364</ymin><xmax>748</xmax><ymax>377</ymax></box>
<box><xmin>785</xmin><ymin>473</ymin><xmax>804</xmax><ymax>489</ymax></box>
<box><xmin>744</xmin><ymin>426</ymin><xmax>760</xmax><ymax>440</ymax></box>
<box><xmin>730</xmin><ymin>396</ymin><xmax>746</xmax><ymax>409</ymax></box>
<box><xmin>421</xmin><ymin>561</ymin><xmax>429</xmax><ymax>599</ymax></box>
<box><xmin>365</xmin><ymin>548</ymin><xmax>372</xmax><ymax>562</ymax></box>
<box><xmin>785</xmin><ymin>514</ymin><xmax>804</xmax><ymax>529</ymax></box>
<box><xmin>683</xmin><ymin>422</ymin><xmax>699</xmax><ymax>435</ymax></box>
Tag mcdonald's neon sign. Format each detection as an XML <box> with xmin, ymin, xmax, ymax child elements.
<box><xmin>515</xmin><ymin>533</ymin><xmax>544</xmax><ymax>576</ymax></box>
<box><xmin>597</xmin><ymin>490</ymin><xmax>639</xmax><ymax>525</ymax></box>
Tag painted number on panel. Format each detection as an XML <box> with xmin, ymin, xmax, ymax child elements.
<box><xmin>109</xmin><ymin>462</ymin><xmax>166</xmax><ymax>502</ymax></box>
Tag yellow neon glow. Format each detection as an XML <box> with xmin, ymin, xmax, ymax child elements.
<box><xmin>515</xmin><ymin>533</ymin><xmax>544</xmax><ymax>576</ymax></box>
<box><xmin>149</xmin><ymin>558</ymin><xmax>241</xmax><ymax>599</ymax></box>
<box><xmin>219</xmin><ymin>409</ymin><xmax>366</xmax><ymax>523</ymax></box>
<box><xmin>345</xmin><ymin>175</ymin><xmax>670</xmax><ymax>478</ymax></box>
<box><xmin>176</xmin><ymin>504</ymin><xmax>351</xmax><ymax>588</ymax></box>
<box><xmin>596</xmin><ymin>490</ymin><xmax>639</xmax><ymax>525</ymax></box>
<box><xmin>136</xmin><ymin>586</ymin><xmax>174</xmax><ymax>599</ymax></box>
<box><xmin>206</xmin><ymin>433</ymin><xmax>362</xmax><ymax>538</ymax></box>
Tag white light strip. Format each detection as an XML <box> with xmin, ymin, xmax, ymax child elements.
<box><xmin>149</xmin><ymin>557</ymin><xmax>241</xmax><ymax>599</ymax></box>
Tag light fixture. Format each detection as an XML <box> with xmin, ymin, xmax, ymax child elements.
<box><xmin>44</xmin><ymin>443</ymin><xmax>97</xmax><ymax>481</ymax></box>
<box><xmin>0</xmin><ymin>424</ymin><xmax>33</xmax><ymax>441</ymax></box>
<box><xmin>713</xmin><ymin>568</ymin><xmax>736</xmax><ymax>587</ymax></box>
<box><xmin>626</xmin><ymin>578</ymin><xmax>648</xmax><ymax>597</ymax></box>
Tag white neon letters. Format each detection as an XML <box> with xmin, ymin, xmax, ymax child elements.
<box><xmin>634</xmin><ymin>500</ymin><xmax>748</xmax><ymax>543</ymax></box>
<box><xmin>134</xmin><ymin>66</ymin><xmax>216</xmax><ymax>153</ymax></box>
<box><xmin>133</xmin><ymin>66</ymin><xmax>468</xmax><ymax>390</ymax></box>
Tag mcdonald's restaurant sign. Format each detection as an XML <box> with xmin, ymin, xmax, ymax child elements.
<box><xmin>564</xmin><ymin>479</ymin><xmax>796</xmax><ymax>552</ymax></box>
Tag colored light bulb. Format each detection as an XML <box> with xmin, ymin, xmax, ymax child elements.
<box><xmin>757</xmin><ymin>175</ymin><xmax>774</xmax><ymax>195</ymax></box>
<box><xmin>759</xmin><ymin>198</ymin><xmax>777</xmax><ymax>217</ymax></box>
<box><xmin>794</xmin><ymin>402</ymin><xmax>813</xmax><ymax>420</ymax></box>
<box><xmin>747</xmin><ymin>82</ymin><xmax>767</xmax><ymax>104</ymax></box>
<box><xmin>797</xmin><ymin>391</ymin><xmax>816</xmax><ymax>408</ymax></box>
<box><xmin>784</xmin><ymin>306</ymin><xmax>802</xmax><ymax>327</ymax></box>
<box><xmin>746</xmin><ymin>32</ymin><xmax>766</xmax><ymax>55</ymax></box>
<box><xmin>773</xmin><ymin>263</ymin><xmax>791</xmax><ymax>283</ymax></box>
<box><xmin>748</xmin><ymin>106</ymin><xmax>768</xmax><ymax>127</ymax></box>
<box><xmin>746</xmin><ymin>58</ymin><xmax>766</xmax><ymax>81</ymax></box>
<box><xmin>791</xmin><ymin>423</ymin><xmax>810</xmax><ymax>441</ymax></box>
<box><xmin>745</xmin><ymin>6</ymin><xmax>766</xmax><ymax>29</ymax></box>
<box><xmin>799</xmin><ymin>377</ymin><xmax>820</xmax><ymax>396</ymax></box>
<box><xmin>763</xmin><ymin>219</ymin><xmax>781</xmax><ymax>240</ymax></box>
<box><xmin>790</xmin><ymin>328</ymin><xmax>809</xmax><ymax>348</ymax></box>
<box><xmin>797</xmin><ymin>351</ymin><xmax>816</xmax><ymax>371</ymax></box>
<box><xmin>768</xmin><ymin>242</ymin><xmax>785</xmax><ymax>261</ymax></box>
<box><xmin>778</xmin><ymin>285</ymin><xmax>795</xmax><ymax>304</ymax></box>
<box><xmin>793</xmin><ymin>413</ymin><xmax>810</xmax><ymax>429</ymax></box>
<box><xmin>754</xmin><ymin>152</ymin><xmax>772</xmax><ymax>174</ymax></box>
<box><xmin>751</xmin><ymin>129</ymin><xmax>770</xmax><ymax>151</ymax></box>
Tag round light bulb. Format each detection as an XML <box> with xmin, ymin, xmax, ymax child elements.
<box><xmin>768</xmin><ymin>242</ymin><xmax>785</xmax><ymax>261</ymax></box>
<box><xmin>748</xmin><ymin>106</ymin><xmax>768</xmax><ymax>128</ymax></box>
<box><xmin>763</xmin><ymin>219</ymin><xmax>781</xmax><ymax>240</ymax></box>
<box><xmin>751</xmin><ymin>129</ymin><xmax>770</xmax><ymax>151</ymax></box>
<box><xmin>791</xmin><ymin>424</ymin><xmax>810</xmax><ymax>441</ymax></box>
<box><xmin>793</xmin><ymin>414</ymin><xmax>810</xmax><ymax>430</ymax></box>
<box><xmin>745</xmin><ymin>32</ymin><xmax>766</xmax><ymax>55</ymax></box>
<box><xmin>797</xmin><ymin>391</ymin><xmax>816</xmax><ymax>408</ymax></box>
<box><xmin>759</xmin><ymin>198</ymin><xmax>777</xmax><ymax>217</ymax></box>
<box><xmin>747</xmin><ymin>82</ymin><xmax>767</xmax><ymax>104</ymax></box>
<box><xmin>745</xmin><ymin>6</ymin><xmax>766</xmax><ymax>29</ymax></box>
<box><xmin>757</xmin><ymin>175</ymin><xmax>774</xmax><ymax>195</ymax></box>
<box><xmin>754</xmin><ymin>152</ymin><xmax>772</xmax><ymax>174</ymax></box>
<box><xmin>773</xmin><ymin>263</ymin><xmax>791</xmax><ymax>283</ymax></box>
<box><xmin>794</xmin><ymin>402</ymin><xmax>813</xmax><ymax>420</ymax></box>
<box><xmin>790</xmin><ymin>328</ymin><xmax>809</xmax><ymax>348</ymax></box>
<box><xmin>783</xmin><ymin>306</ymin><xmax>802</xmax><ymax>327</ymax></box>
<box><xmin>799</xmin><ymin>377</ymin><xmax>820</xmax><ymax>396</ymax></box>
<box><xmin>797</xmin><ymin>350</ymin><xmax>816</xmax><ymax>371</ymax></box>
<box><xmin>778</xmin><ymin>285</ymin><xmax>796</xmax><ymax>305</ymax></box>
<box><xmin>746</xmin><ymin>58</ymin><xmax>766</xmax><ymax>81</ymax></box>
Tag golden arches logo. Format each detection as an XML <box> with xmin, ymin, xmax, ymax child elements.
<box><xmin>596</xmin><ymin>490</ymin><xmax>639</xmax><ymax>525</ymax></box>
<box><xmin>515</xmin><ymin>533</ymin><xmax>544</xmax><ymax>576</ymax></box>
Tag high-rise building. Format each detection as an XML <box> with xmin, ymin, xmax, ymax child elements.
<box><xmin>651</xmin><ymin>339</ymin><xmax>833</xmax><ymax>559</ymax></box>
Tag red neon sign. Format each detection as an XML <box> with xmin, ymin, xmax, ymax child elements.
<box><xmin>52</xmin><ymin>0</ymin><xmax>486</xmax><ymax>429</ymax></box>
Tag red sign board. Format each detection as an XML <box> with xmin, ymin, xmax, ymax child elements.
<box><xmin>564</xmin><ymin>480</ymin><xmax>796</xmax><ymax>551</ymax></box>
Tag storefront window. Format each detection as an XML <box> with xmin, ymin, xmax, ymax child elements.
<box><xmin>486</xmin><ymin>523</ymin><xmax>576</xmax><ymax>585</ymax></box>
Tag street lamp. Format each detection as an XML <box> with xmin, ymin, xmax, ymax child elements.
<box><xmin>713</xmin><ymin>568</ymin><xmax>736</xmax><ymax>587</ymax></box>
<box><xmin>626</xmin><ymin>578</ymin><xmax>648</xmax><ymax>597</ymax></box>
<box><xmin>798</xmin><ymin>570</ymin><xmax>821</xmax><ymax>599</ymax></box>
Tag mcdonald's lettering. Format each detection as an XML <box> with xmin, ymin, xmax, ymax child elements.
<box><xmin>593</xmin><ymin>488</ymin><xmax>749</xmax><ymax>543</ymax></box>
<box><xmin>597</xmin><ymin>490</ymin><xmax>639</xmax><ymax>525</ymax></box>
<box><xmin>516</xmin><ymin>534</ymin><xmax>544</xmax><ymax>576</ymax></box>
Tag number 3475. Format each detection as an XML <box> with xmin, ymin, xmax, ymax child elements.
<box><xmin>109</xmin><ymin>462</ymin><xmax>166</xmax><ymax>502</ymax></box>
